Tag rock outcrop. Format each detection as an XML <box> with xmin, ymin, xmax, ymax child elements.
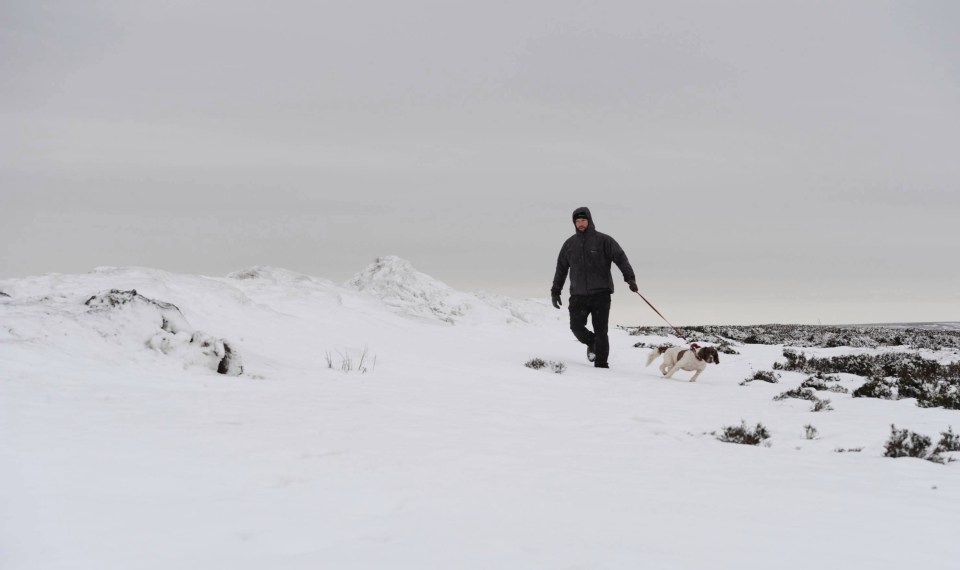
<box><xmin>85</xmin><ymin>289</ymin><xmax>244</xmax><ymax>376</ymax></box>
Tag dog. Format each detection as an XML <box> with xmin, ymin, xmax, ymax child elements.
<box><xmin>645</xmin><ymin>343</ymin><xmax>720</xmax><ymax>382</ymax></box>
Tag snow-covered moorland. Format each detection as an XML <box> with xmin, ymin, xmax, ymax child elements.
<box><xmin>2</xmin><ymin>256</ymin><xmax>959</xmax><ymax>569</ymax></box>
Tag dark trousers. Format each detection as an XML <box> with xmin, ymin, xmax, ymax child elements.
<box><xmin>568</xmin><ymin>293</ymin><xmax>611</xmax><ymax>366</ymax></box>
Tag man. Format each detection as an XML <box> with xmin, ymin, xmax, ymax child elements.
<box><xmin>551</xmin><ymin>207</ymin><xmax>638</xmax><ymax>368</ymax></box>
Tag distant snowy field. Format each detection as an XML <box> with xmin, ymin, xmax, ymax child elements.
<box><xmin>2</xmin><ymin>257</ymin><xmax>959</xmax><ymax>569</ymax></box>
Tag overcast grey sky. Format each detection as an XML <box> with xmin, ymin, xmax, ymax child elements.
<box><xmin>2</xmin><ymin>0</ymin><xmax>958</xmax><ymax>325</ymax></box>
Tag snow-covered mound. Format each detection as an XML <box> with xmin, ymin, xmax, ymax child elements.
<box><xmin>227</xmin><ymin>265</ymin><xmax>340</xmax><ymax>295</ymax></box>
<box><xmin>347</xmin><ymin>255</ymin><xmax>553</xmax><ymax>325</ymax></box>
<box><xmin>227</xmin><ymin>265</ymin><xmax>344</xmax><ymax>311</ymax></box>
<box><xmin>1</xmin><ymin>284</ymin><xmax>243</xmax><ymax>376</ymax></box>
<box><xmin>88</xmin><ymin>289</ymin><xmax>243</xmax><ymax>376</ymax></box>
<box><xmin>346</xmin><ymin>255</ymin><xmax>473</xmax><ymax>323</ymax></box>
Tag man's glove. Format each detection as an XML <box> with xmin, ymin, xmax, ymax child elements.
<box><xmin>628</xmin><ymin>280</ymin><xmax>639</xmax><ymax>293</ymax></box>
<box><xmin>551</xmin><ymin>293</ymin><xmax>562</xmax><ymax>309</ymax></box>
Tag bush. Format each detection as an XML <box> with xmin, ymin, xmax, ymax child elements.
<box><xmin>777</xmin><ymin>350</ymin><xmax>960</xmax><ymax>410</ymax></box>
<box><xmin>633</xmin><ymin>342</ymin><xmax>674</xmax><ymax>350</ymax></box>
<box><xmin>811</xmin><ymin>399</ymin><xmax>834</xmax><ymax>412</ymax></box>
<box><xmin>852</xmin><ymin>377</ymin><xmax>897</xmax><ymax>400</ymax></box>
<box><xmin>936</xmin><ymin>427</ymin><xmax>960</xmax><ymax>453</ymax></box>
<box><xmin>623</xmin><ymin>324</ymin><xmax>960</xmax><ymax>351</ymax></box>
<box><xmin>883</xmin><ymin>425</ymin><xmax>956</xmax><ymax>464</ymax></box>
<box><xmin>803</xmin><ymin>424</ymin><xmax>818</xmax><ymax>439</ymax></box>
<box><xmin>525</xmin><ymin>358</ymin><xmax>547</xmax><ymax>370</ymax></box>
<box><xmin>740</xmin><ymin>370</ymin><xmax>780</xmax><ymax>385</ymax></box>
<box><xmin>717</xmin><ymin>421</ymin><xmax>771</xmax><ymax>446</ymax></box>
<box><xmin>801</xmin><ymin>372</ymin><xmax>848</xmax><ymax>394</ymax></box>
<box><xmin>525</xmin><ymin>358</ymin><xmax>566</xmax><ymax>374</ymax></box>
<box><xmin>885</xmin><ymin>426</ymin><xmax>932</xmax><ymax>458</ymax></box>
<box><xmin>716</xmin><ymin>341</ymin><xmax>740</xmax><ymax>355</ymax></box>
<box><xmin>834</xmin><ymin>447</ymin><xmax>864</xmax><ymax>453</ymax></box>
<box><xmin>774</xmin><ymin>387</ymin><xmax>818</xmax><ymax>401</ymax></box>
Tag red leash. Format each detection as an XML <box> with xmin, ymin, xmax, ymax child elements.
<box><xmin>633</xmin><ymin>291</ymin><xmax>691</xmax><ymax>345</ymax></box>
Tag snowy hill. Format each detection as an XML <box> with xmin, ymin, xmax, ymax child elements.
<box><xmin>346</xmin><ymin>255</ymin><xmax>552</xmax><ymax>325</ymax></box>
<box><xmin>2</xmin><ymin>259</ymin><xmax>959</xmax><ymax>570</ymax></box>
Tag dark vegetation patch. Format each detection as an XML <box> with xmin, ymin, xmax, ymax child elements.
<box><xmin>800</xmin><ymin>372</ymin><xmax>849</xmax><ymax>394</ymax></box>
<box><xmin>810</xmin><ymin>399</ymin><xmax>834</xmax><ymax>412</ymax></box>
<box><xmin>772</xmin><ymin>386</ymin><xmax>835</xmax><ymax>412</ymax></box>
<box><xmin>739</xmin><ymin>370</ymin><xmax>780</xmax><ymax>385</ymax></box>
<box><xmin>623</xmin><ymin>324</ymin><xmax>960</xmax><ymax>351</ymax></box>
<box><xmin>774</xmin><ymin>387</ymin><xmax>819</xmax><ymax>401</ymax></box>
<box><xmin>628</xmin><ymin>329</ymin><xmax>739</xmax><ymax>354</ymax></box>
<box><xmin>525</xmin><ymin>358</ymin><xmax>566</xmax><ymax>374</ymax></box>
<box><xmin>633</xmin><ymin>341</ymin><xmax>675</xmax><ymax>350</ymax></box>
<box><xmin>774</xmin><ymin>350</ymin><xmax>960</xmax><ymax>410</ymax></box>
<box><xmin>884</xmin><ymin>425</ymin><xmax>958</xmax><ymax>464</ymax></box>
<box><xmin>716</xmin><ymin>421</ymin><xmax>771</xmax><ymax>446</ymax></box>
<box><xmin>937</xmin><ymin>427</ymin><xmax>960</xmax><ymax>453</ymax></box>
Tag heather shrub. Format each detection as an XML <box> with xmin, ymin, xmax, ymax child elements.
<box><xmin>779</xmin><ymin>350</ymin><xmax>960</xmax><ymax>410</ymax></box>
<box><xmin>773</xmin><ymin>387</ymin><xmax>818</xmax><ymax>402</ymax></box>
<box><xmin>801</xmin><ymin>372</ymin><xmax>848</xmax><ymax>394</ymax></box>
<box><xmin>852</xmin><ymin>377</ymin><xmax>897</xmax><ymax>400</ymax></box>
<box><xmin>633</xmin><ymin>342</ymin><xmax>675</xmax><ymax>350</ymax></box>
<box><xmin>624</xmin><ymin>324</ymin><xmax>960</xmax><ymax>351</ymax></box>
<box><xmin>525</xmin><ymin>358</ymin><xmax>566</xmax><ymax>374</ymax></box>
<box><xmin>525</xmin><ymin>358</ymin><xmax>548</xmax><ymax>370</ymax></box>
<box><xmin>717</xmin><ymin>421</ymin><xmax>771</xmax><ymax>446</ymax></box>
<box><xmin>740</xmin><ymin>370</ymin><xmax>780</xmax><ymax>385</ymax></box>
<box><xmin>810</xmin><ymin>399</ymin><xmax>834</xmax><ymax>412</ymax></box>
<box><xmin>883</xmin><ymin>425</ymin><xmax>958</xmax><ymax>464</ymax></box>
<box><xmin>936</xmin><ymin>427</ymin><xmax>960</xmax><ymax>453</ymax></box>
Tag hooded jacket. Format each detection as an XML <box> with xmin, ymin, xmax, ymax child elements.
<box><xmin>551</xmin><ymin>207</ymin><xmax>636</xmax><ymax>297</ymax></box>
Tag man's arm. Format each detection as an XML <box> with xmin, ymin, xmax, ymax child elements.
<box><xmin>551</xmin><ymin>245</ymin><xmax>569</xmax><ymax>296</ymax></box>
<box><xmin>606</xmin><ymin>236</ymin><xmax>636</xmax><ymax>284</ymax></box>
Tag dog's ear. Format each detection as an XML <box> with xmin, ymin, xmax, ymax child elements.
<box><xmin>711</xmin><ymin>348</ymin><xmax>719</xmax><ymax>364</ymax></box>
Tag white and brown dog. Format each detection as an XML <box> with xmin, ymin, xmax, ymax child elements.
<box><xmin>645</xmin><ymin>343</ymin><xmax>720</xmax><ymax>382</ymax></box>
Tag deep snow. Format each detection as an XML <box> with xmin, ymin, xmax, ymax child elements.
<box><xmin>2</xmin><ymin>257</ymin><xmax>959</xmax><ymax>569</ymax></box>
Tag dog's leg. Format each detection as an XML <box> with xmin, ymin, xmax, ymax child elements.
<box><xmin>665</xmin><ymin>363</ymin><xmax>682</xmax><ymax>379</ymax></box>
<box><xmin>660</xmin><ymin>361</ymin><xmax>672</xmax><ymax>376</ymax></box>
<box><xmin>689</xmin><ymin>369</ymin><xmax>702</xmax><ymax>382</ymax></box>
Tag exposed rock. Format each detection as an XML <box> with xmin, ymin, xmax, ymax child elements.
<box><xmin>217</xmin><ymin>341</ymin><xmax>243</xmax><ymax>375</ymax></box>
<box><xmin>86</xmin><ymin>289</ymin><xmax>191</xmax><ymax>333</ymax></box>
<box><xmin>87</xmin><ymin>289</ymin><xmax>243</xmax><ymax>376</ymax></box>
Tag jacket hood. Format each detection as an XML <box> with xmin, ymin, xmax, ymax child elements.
<box><xmin>572</xmin><ymin>206</ymin><xmax>595</xmax><ymax>232</ymax></box>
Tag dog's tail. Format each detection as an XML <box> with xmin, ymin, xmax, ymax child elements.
<box><xmin>645</xmin><ymin>347</ymin><xmax>667</xmax><ymax>367</ymax></box>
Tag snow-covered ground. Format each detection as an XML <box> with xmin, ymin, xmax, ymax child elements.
<box><xmin>2</xmin><ymin>257</ymin><xmax>959</xmax><ymax>569</ymax></box>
